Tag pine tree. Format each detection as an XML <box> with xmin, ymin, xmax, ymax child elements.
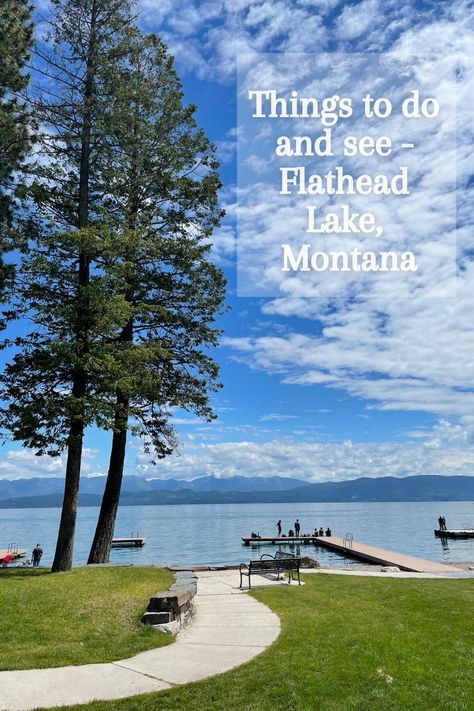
<box><xmin>0</xmin><ymin>7</ymin><xmax>226</xmax><ymax>571</ymax></box>
<box><xmin>87</xmin><ymin>34</ymin><xmax>226</xmax><ymax>563</ymax></box>
<box><xmin>0</xmin><ymin>0</ymin><xmax>137</xmax><ymax>572</ymax></box>
<box><xmin>0</xmin><ymin>0</ymin><xmax>33</xmax><ymax>294</ymax></box>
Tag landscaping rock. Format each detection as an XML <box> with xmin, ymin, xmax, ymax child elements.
<box><xmin>300</xmin><ymin>556</ymin><xmax>320</xmax><ymax>569</ymax></box>
<box><xmin>142</xmin><ymin>571</ymin><xmax>197</xmax><ymax>630</ymax></box>
<box><xmin>142</xmin><ymin>611</ymin><xmax>172</xmax><ymax>625</ymax></box>
<box><xmin>381</xmin><ymin>566</ymin><xmax>401</xmax><ymax>572</ymax></box>
<box><xmin>148</xmin><ymin>590</ymin><xmax>194</xmax><ymax>614</ymax></box>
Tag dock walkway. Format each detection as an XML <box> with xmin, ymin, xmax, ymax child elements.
<box><xmin>242</xmin><ymin>535</ymin><xmax>322</xmax><ymax>546</ymax></box>
<box><xmin>111</xmin><ymin>537</ymin><xmax>145</xmax><ymax>548</ymax></box>
<box><xmin>242</xmin><ymin>535</ymin><xmax>454</xmax><ymax>573</ymax></box>
<box><xmin>434</xmin><ymin>528</ymin><xmax>474</xmax><ymax>539</ymax></box>
<box><xmin>0</xmin><ymin>549</ymin><xmax>26</xmax><ymax>563</ymax></box>
<box><xmin>318</xmin><ymin>536</ymin><xmax>453</xmax><ymax>573</ymax></box>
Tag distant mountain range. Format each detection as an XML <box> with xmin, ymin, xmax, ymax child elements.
<box><xmin>0</xmin><ymin>474</ymin><xmax>306</xmax><ymax>502</ymax></box>
<box><xmin>0</xmin><ymin>474</ymin><xmax>473</xmax><ymax>508</ymax></box>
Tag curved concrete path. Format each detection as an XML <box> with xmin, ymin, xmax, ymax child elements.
<box><xmin>0</xmin><ymin>571</ymin><xmax>281</xmax><ymax>711</ymax></box>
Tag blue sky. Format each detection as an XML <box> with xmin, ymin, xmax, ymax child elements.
<box><xmin>1</xmin><ymin>0</ymin><xmax>474</xmax><ymax>482</ymax></box>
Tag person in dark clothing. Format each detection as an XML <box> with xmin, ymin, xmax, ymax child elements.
<box><xmin>294</xmin><ymin>519</ymin><xmax>301</xmax><ymax>536</ymax></box>
<box><xmin>441</xmin><ymin>516</ymin><xmax>447</xmax><ymax>531</ymax></box>
<box><xmin>32</xmin><ymin>544</ymin><xmax>43</xmax><ymax>568</ymax></box>
<box><xmin>276</xmin><ymin>520</ymin><xmax>282</xmax><ymax>536</ymax></box>
<box><xmin>325</xmin><ymin>527</ymin><xmax>332</xmax><ymax>536</ymax></box>
<box><xmin>288</xmin><ymin>529</ymin><xmax>294</xmax><ymax>537</ymax></box>
<box><xmin>438</xmin><ymin>515</ymin><xmax>443</xmax><ymax>530</ymax></box>
<box><xmin>319</xmin><ymin>527</ymin><xmax>324</xmax><ymax>536</ymax></box>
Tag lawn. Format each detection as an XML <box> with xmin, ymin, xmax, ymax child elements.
<box><xmin>0</xmin><ymin>566</ymin><xmax>173</xmax><ymax>670</ymax></box>
<box><xmin>52</xmin><ymin>573</ymin><xmax>474</xmax><ymax>711</ymax></box>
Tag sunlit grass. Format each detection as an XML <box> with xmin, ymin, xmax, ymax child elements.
<box><xmin>0</xmin><ymin>566</ymin><xmax>173</xmax><ymax>670</ymax></box>
<box><xmin>54</xmin><ymin>573</ymin><xmax>474</xmax><ymax>711</ymax></box>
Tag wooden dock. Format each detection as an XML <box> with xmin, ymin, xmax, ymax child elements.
<box><xmin>242</xmin><ymin>535</ymin><xmax>454</xmax><ymax>573</ymax></box>
<box><xmin>0</xmin><ymin>548</ymin><xmax>27</xmax><ymax>563</ymax></box>
<box><xmin>317</xmin><ymin>536</ymin><xmax>454</xmax><ymax>573</ymax></box>
<box><xmin>111</xmin><ymin>536</ymin><xmax>145</xmax><ymax>548</ymax></box>
<box><xmin>434</xmin><ymin>528</ymin><xmax>474</xmax><ymax>539</ymax></box>
<box><xmin>243</xmin><ymin>535</ymin><xmax>322</xmax><ymax>546</ymax></box>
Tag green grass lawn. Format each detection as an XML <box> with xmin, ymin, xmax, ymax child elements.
<box><xmin>0</xmin><ymin>566</ymin><xmax>173</xmax><ymax>670</ymax></box>
<box><xmin>52</xmin><ymin>573</ymin><xmax>473</xmax><ymax>711</ymax></box>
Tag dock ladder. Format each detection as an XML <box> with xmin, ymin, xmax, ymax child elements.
<box><xmin>343</xmin><ymin>532</ymin><xmax>354</xmax><ymax>549</ymax></box>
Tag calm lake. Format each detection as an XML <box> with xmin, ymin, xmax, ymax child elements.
<box><xmin>1</xmin><ymin>500</ymin><xmax>474</xmax><ymax>567</ymax></box>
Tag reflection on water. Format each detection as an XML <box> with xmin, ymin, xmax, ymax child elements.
<box><xmin>1</xmin><ymin>500</ymin><xmax>473</xmax><ymax>567</ymax></box>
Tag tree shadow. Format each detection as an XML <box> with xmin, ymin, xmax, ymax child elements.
<box><xmin>0</xmin><ymin>568</ymin><xmax>51</xmax><ymax>580</ymax></box>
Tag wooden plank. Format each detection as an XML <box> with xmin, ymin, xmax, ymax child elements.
<box><xmin>111</xmin><ymin>538</ymin><xmax>145</xmax><ymax>548</ymax></box>
<box><xmin>0</xmin><ymin>549</ymin><xmax>27</xmax><ymax>562</ymax></box>
<box><xmin>242</xmin><ymin>534</ymin><xmax>454</xmax><ymax>573</ymax></box>
<box><xmin>316</xmin><ymin>536</ymin><xmax>454</xmax><ymax>573</ymax></box>
<box><xmin>242</xmin><ymin>536</ymin><xmax>323</xmax><ymax>546</ymax></box>
<box><xmin>434</xmin><ymin>529</ymin><xmax>474</xmax><ymax>539</ymax></box>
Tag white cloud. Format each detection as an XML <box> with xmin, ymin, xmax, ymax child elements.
<box><xmin>0</xmin><ymin>448</ymin><xmax>101</xmax><ymax>481</ymax></box>
<box><xmin>225</xmin><ymin>259</ymin><xmax>474</xmax><ymax>424</ymax></box>
<box><xmin>260</xmin><ymin>413</ymin><xmax>298</xmax><ymax>421</ymax></box>
<box><xmin>134</xmin><ymin>421</ymin><xmax>474</xmax><ymax>481</ymax></box>
<box><xmin>136</xmin><ymin>0</ymin><xmax>460</xmax><ymax>82</ymax></box>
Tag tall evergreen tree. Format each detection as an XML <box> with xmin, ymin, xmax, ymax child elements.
<box><xmin>87</xmin><ymin>34</ymin><xmax>226</xmax><ymax>563</ymax></box>
<box><xmin>0</xmin><ymin>6</ymin><xmax>226</xmax><ymax>570</ymax></box>
<box><xmin>0</xmin><ymin>0</ymin><xmax>33</xmax><ymax>294</ymax></box>
<box><xmin>0</xmin><ymin>0</ymin><xmax>137</xmax><ymax>572</ymax></box>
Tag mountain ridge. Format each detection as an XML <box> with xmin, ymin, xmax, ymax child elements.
<box><xmin>0</xmin><ymin>474</ymin><xmax>473</xmax><ymax>508</ymax></box>
<box><xmin>0</xmin><ymin>474</ymin><xmax>307</xmax><ymax>501</ymax></box>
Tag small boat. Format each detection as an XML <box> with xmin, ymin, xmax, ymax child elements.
<box><xmin>434</xmin><ymin>528</ymin><xmax>474</xmax><ymax>539</ymax></box>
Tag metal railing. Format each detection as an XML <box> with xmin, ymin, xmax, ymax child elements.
<box><xmin>343</xmin><ymin>532</ymin><xmax>353</xmax><ymax>549</ymax></box>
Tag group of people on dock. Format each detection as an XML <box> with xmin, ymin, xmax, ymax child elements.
<box><xmin>438</xmin><ymin>515</ymin><xmax>447</xmax><ymax>531</ymax></box>
<box><xmin>276</xmin><ymin>520</ymin><xmax>332</xmax><ymax>538</ymax></box>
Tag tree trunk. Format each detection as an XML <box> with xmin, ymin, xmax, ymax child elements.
<box><xmin>87</xmin><ymin>291</ymin><xmax>134</xmax><ymax>564</ymax></box>
<box><xmin>52</xmin><ymin>363</ymin><xmax>88</xmax><ymax>570</ymax></box>
<box><xmin>51</xmin><ymin>417</ymin><xmax>84</xmax><ymax>571</ymax></box>
<box><xmin>51</xmin><ymin>2</ymin><xmax>97</xmax><ymax>571</ymax></box>
<box><xmin>87</xmin><ymin>389</ymin><xmax>129</xmax><ymax>563</ymax></box>
<box><xmin>88</xmin><ymin>127</ymin><xmax>138</xmax><ymax>564</ymax></box>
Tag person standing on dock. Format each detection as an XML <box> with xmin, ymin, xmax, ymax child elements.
<box><xmin>32</xmin><ymin>544</ymin><xmax>43</xmax><ymax>568</ymax></box>
<box><xmin>295</xmin><ymin>519</ymin><xmax>301</xmax><ymax>536</ymax></box>
<box><xmin>276</xmin><ymin>520</ymin><xmax>282</xmax><ymax>536</ymax></box>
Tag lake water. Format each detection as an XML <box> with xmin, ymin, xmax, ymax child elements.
<box><xmin>1</xmin><ymin>500</ymin><xmax>474</xmax><ymax>567</ymax></box>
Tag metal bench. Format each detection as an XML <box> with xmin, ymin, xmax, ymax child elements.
<box><xmin>239</xmin><ymin>552</ymin><xmax>301</xmax><ymax>589</ymax></box>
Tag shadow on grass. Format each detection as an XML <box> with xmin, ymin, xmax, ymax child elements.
<box><xmin>0</xmin><ymin>568</ymin><xmax>51</xmax><ymax>580</ymax></box>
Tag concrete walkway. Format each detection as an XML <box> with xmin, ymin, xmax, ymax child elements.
<box><xmin>2</xmin><ymin>565</ymin><xmax>470</xmax><ymax>710</ymax></box>
<box><xmin>0</xmin><ymin>571</ymin><xmax>282</xmax><ymax>711</ymax></box>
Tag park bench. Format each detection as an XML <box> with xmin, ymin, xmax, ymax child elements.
<box><xmin>239</xmin><ymin>551</ymin><xmax>301</xmax><ymax>589</ymax></box>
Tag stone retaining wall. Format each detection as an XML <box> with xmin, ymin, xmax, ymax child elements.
<box><xmin>141</xmin><ymin>570</ymin><xmax>197</xmax><ymax>634</ymax></box>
